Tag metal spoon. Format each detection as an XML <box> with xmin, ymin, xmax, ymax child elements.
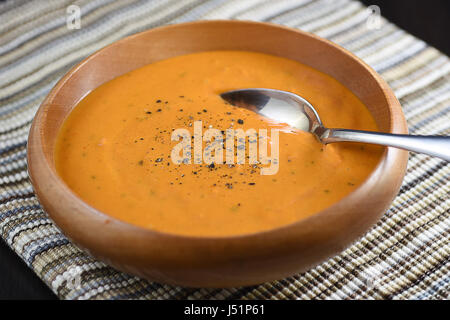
<box><xmin>220</xmin><ymin>88</ymin><xmax>450</xmax><ymax>161</ymax></box>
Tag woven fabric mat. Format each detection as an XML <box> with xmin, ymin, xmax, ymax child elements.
<box><xmin>0</xmin><ymin>0</ymin><xmax>449</xmax><ymax>300</ymax></box>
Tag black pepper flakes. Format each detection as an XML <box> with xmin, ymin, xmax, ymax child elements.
<box><xmin>237</xmin><ymin>119</ymin><xmax>244</xmax><ymax>124</ymax></box>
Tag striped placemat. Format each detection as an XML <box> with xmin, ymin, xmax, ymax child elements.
<box><xmin>0</xmin><ymin>0</ymin><xmax>448</xmax><ymax>300</ymax></box>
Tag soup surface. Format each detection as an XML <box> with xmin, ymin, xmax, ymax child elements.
<box><xmin>55</xmin><ymin>51</ymin><xmax>383</xmax><ymax>237</ymax></box>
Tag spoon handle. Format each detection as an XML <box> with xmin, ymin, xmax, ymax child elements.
<box><xmin>323</xmin><ymin>129</ymin><xmax>450</xmax><ymax>161</ymax></box>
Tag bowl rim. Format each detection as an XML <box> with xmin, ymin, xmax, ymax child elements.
<box><xmin>27</xmin><ymin>20</ymin><xmax>408</xmax><ymax>242</ymax></box>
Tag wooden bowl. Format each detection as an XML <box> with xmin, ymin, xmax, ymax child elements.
<box><xmin>27</xmin><ymin>20</ymin><xmax>408</xmax><ymax>287</ymax></box>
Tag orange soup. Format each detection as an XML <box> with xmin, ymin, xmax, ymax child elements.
<box><xmin>54</xmin><ymin>51</ymin><xmax>383</xmax><ymax>237</ymax></box>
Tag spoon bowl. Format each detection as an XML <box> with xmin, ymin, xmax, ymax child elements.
<box><xmin>221</xmin><ymin>88</ymin><xmax>322</xmax><ymax>132</ymax></box>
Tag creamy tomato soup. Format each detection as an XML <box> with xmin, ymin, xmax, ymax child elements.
<box><xmin>54</xmin><ymin>51</ymin><xmax>383</xmax><ymax>236</ymax></box>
